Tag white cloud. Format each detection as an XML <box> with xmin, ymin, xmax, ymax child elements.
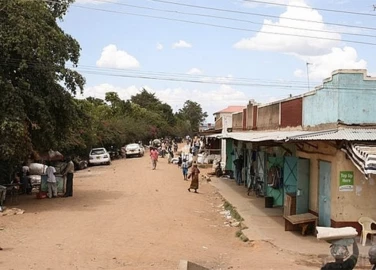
<box><xmin>187</xmin><ymin>68</ymin><xmax>203</xmax><ymax>75</ymax></box>
<box><xmin>172</xmin><ymin>40</ymin><xmax>192</xmax><ymax>49</ymax></box>
<box><xmin>154</xmin><ymin>84</ymin><xmax>248</xmax><ymax>117</ymax></box>
<box><xmin>96</xmin><ymin>44</ymin><xmax>140</xmax><ymax>69</ymax></box>
<box><xmin>294</xmin><ymin>46</ymin><xmax>367</xmax><ymax>80</ymax></box>
<box><xmin>156</xmin><ymin>43</ymin><xmax>163</xmax><ymax>50</ymax></box>
<box><xmin>234</xmin><ymin>1</ymin><xmax>341</xmax><ymax>56</ymax></box>
<box><xmin>77</xmin><ymin>84</ymin><xmax>139</xmax><ymax>101</ymax></box>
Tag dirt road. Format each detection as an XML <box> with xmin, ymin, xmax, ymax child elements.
<box><xmin>0</xmin><ymin>153</ymin><xmax>319</xmax><ymax>269</ymax></box>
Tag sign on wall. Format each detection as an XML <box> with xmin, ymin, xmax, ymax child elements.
<box><xmin>339</xmin><ymin>171</ymin><xmax>354</xmax><ymax>192</ymax></box>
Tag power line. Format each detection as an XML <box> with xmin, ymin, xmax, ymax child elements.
<box><xmin>3</xmin><ymin>59</ymin><xmax>376</xmax><ymax>91</ymax></box>
<box><xmin>149</xmin><ymin>0</ymin><xmax>376</xmax><ymax>32</ymax></box>
<box><xmin>44</xmin><ymin>0</ymin><xmax>376</xmax><ymax>39</ymax></box>
<box><xmin>0</xmin><ymin>58</ymin><xmax>321</xmax><ymax>86</ymax></box>
<box><xmin>43</xmin><ymin>3</ymin><xmax>376</xmax><ymax>46</ymax></box>
<box><xmin>2</xmin><ymin>59</ymin><xmax>376</xmax><ymax>93</ymax></box>
<box><xmin>244</xmin><ymin>0</ymin><xmax>376</xmax><ymax>17</ymax></box>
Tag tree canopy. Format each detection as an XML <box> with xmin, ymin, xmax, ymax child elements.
<box><xmin>0</xmin><ymin>0</ymin><xmax>209</xmax><ymax>183</ymax></box>
<box><xmin>0</xmin><ymin>0</ymin><xmax>84</xmax><ymax>163</ymax></box>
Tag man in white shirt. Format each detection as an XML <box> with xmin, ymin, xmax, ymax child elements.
<box><xmin>46</xmin><ymin>162</ymin><xmax>57</xmax><ymax>199</ymax></box>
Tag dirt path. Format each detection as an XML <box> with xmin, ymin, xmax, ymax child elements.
<box><xmin>0</xmin><ymin>153</ymin><xmax>319</xmax><ymax>269</ymax></box>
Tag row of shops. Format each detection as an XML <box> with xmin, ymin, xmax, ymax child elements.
<box><xmin>203</xmin><ymin>69</ymin><xmax>376</xmax><ymax>233</ymax></box>
<box><xmin>209</xmin><ymin>128</ymin><xmax>376</xmax><ymax>232</ymax></box>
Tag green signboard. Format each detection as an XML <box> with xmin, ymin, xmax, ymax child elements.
<box><xmin>339</xmin><ymin>171</ymin><xmax>354</xmax><ymax>192</ymax></box>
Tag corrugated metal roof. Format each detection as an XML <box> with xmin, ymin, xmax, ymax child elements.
<box><xmin>221</xmin><ymin>130</ymin><xmax>314</xmax><ymax>142</ymax></box>
<box><xmin>287</xmin><ymin>129</ymin><xmax>376</xmax><ymax>141</ymax></box>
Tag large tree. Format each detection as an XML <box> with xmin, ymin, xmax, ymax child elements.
<box><xmin>0</xmin><ymin>0</ymin><xmax>85</xmax><ymax>178</ymax></box>
<box><xmin>177</xmin><ymin>100</ymin><xmax>208</xmax><ymax>134</ymax></box>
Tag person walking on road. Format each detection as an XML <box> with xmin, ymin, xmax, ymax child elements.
<box><xmin>63</xmin><ymin>157</ymin><xmax>74</xmax><ymax>197</ymax></box>
<box><xmin>181</xmin><ymin>159</ymin><xmax>189</xmax><ymax>180</ymax></box>
<box><xmin>46</xmin><ymin>162</ymin><xmax>57</xmax><ymax>198</ymax></box>
<box><xmin>150</xmin><ymin>147</ymin><xmax>159</xmax><ymax>170</ymax></box>
<box><xmin>321</xmin><ymin>238</ymin><xmax>358</xmax><ymax>270</ymax></box>
<box><xmin>187</xmin><ymin>163</ymin><xmax>200</xmax><ymax>193</ymax></box>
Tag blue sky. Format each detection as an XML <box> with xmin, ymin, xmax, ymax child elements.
<box><xmin>60</xmin><ymin>0</ymin><xmax>376</xmax><ymax>122</ymax></box>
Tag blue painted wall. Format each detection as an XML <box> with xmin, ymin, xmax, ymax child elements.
<box><xmin>303</xmin><ymin>70</ymin><xmax>376</xmax><ymax>127</ymax></box>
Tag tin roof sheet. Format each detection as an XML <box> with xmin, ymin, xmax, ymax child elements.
<box><xmin>287</xmin><ymin>128</ymin><xmax>376</xmax><ymax>141</ymax></box>
<box><xmin>221</xmin><ymin>130</ymin><xmax>314</xmax><ymax>142</ymax></box>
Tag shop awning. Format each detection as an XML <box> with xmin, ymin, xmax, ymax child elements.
<box><xmin>341</xmin><ymin>143</ymin><xmax>376</xmax><ymax>176</ymax></box>
<box><xmin>286</xmin><ymin>128</ymin><xmax>376</xmax><ymax>141</ymax></box>
<box><xmin>221</xmin><ymin>130</ymin><xmax>314</xmax><ymax>142</ymax></box>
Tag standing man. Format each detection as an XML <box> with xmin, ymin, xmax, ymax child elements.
<box><xmin>63</xmin><ymin>157</ymin><xmax>74</xmax><ymax>197</ymax></box>
<box><xmin>46</xmin><ymin>162</ymin><xmax>57</xmax><ymax>198</ymax></box>
<box><xmin>150</xmin><ymin>147</ymin><xmax>159</xmax><ymax>170</ymax></box>
<box><xmin>233</xmin><ymin>155</ymin><xmax>244</xmax><ymax>185</ymax></box>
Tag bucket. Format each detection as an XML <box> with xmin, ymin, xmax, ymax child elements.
<box><xmin>265</xmin><ymin>196</ymin><xmax>274</xmax><ymax>208</ymax></box>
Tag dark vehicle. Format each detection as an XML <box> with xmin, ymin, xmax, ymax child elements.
<box><xmin>72</xmin><ymin>156</ymin><xmax>88</xmax><ymax>170</ymax></box>
<box><xmin>108</xmin><ymin>146</ymin><xmax>121</xmax><ymax>160</ymax></box>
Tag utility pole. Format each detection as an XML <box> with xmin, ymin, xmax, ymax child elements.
<box><xmin>306</xmin><ymin>62</ymin><xmax>312</xmax><ymax>91</ymax></box>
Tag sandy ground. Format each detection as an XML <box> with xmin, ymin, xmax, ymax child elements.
<box><xmin>0</xmin><ymin>151</ymin><xmax>321</xmax><ymax>270</ymax></box>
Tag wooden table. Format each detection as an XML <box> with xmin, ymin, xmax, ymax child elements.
<box><xmin>284</xmin><ymin>213</ymin><xmax>318</xmax><ymax>236</ymax></box>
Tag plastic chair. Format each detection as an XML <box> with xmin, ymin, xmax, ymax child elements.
<box><xmin>358</xmin><ymin>217</ymin><xmax>376</xmax><ymax>246</ymax></box>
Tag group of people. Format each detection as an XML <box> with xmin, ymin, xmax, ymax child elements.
<box><xmin>12</xmin><ymin>158</ymin><xmax>75</xmax><ymax>199</ymax></box>
<box><xmin>45</xmin><ymin>158</ymin><xmax>74</xmax><ymax>199</ymax></box>
<box><xmin>149</xmin><ymin>139</ymin><xmax>201</xmax><ymax>193</ymax></box>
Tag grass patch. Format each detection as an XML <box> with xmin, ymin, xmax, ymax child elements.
<box><xmin>235</xmin><ymin>229</ymin><xmax>249</xmax><ymax>242</ymax></box>
<box><xmin>223</xmin><ymin>200</ymin><xmax>244</xmax><ymax>222</ymax></box>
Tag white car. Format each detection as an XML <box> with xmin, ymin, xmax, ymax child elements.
<box><xmin>125</xmin><ymin>143</ymin><xmax>145</xmax><ymax>158</ymax></box>
<box><xmin>89</xmin><ymin>148</ymin><xmax>111</xmax><ymax>165</ymax></box>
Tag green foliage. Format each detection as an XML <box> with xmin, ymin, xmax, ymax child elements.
<box><xmin>177</xmin><ymin>100</ymin><xmax>208</xmax><ymax>133</ymax></box>
<box><xmin>0</xmin><ymin>0</ymin><xmax>85</xmax><ymax>180</ymax></box>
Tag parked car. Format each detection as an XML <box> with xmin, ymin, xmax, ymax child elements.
<box><xmin>125</xmin><ymin>143</ymin><xmax>145</xmax><ymax>158</ymax></box>
<box><xmin>89</xmin><ymin>148</ymin><xmax>111</xmax><ymax>165</ymax></box>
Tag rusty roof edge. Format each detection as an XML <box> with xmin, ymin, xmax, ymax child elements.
<box><xmin>285</xmin><ymin>129</ymin><xmax>338</xmax><ymax>142</ymax></box>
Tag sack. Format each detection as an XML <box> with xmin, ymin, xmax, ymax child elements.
<box><xmin>29</xmin><ymin>163</ymin><xmax>47</xmax><ymax>175</ymax></box>
<box><xmin>316</xmin><ymin>226</ymin><xmax>357</xmax><ymax>241</ymax></box>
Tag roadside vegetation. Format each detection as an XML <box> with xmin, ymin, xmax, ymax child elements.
<box><xmin>0</xmin><ymin>0</ymin><xmax>207</xmax><ymax>182</ymax></box>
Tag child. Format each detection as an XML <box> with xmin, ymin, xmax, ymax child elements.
<box><xmin>177</xmin><ymin>156</ymin><xmax>182</xmax><ymax>168</ymax></box>
<box><xmin>181</xmin><ymin>159</ymin><xmax>188</xmax><ymax>180</ymax></box>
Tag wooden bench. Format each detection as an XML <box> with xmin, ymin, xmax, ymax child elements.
<box><xmin>284</xmin><ymin>213</ymin><xmax>318</xmax><ymax>236</ymax></box>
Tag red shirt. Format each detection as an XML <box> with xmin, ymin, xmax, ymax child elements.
<box><xmin>150</xmin><ymin>149</ymin><xmax>159</xmax><ymax>160</ymax></box>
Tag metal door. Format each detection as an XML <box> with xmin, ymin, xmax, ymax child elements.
<box><xmin>283</xmin><ymin>156</ymin><xmax>298</xmax><ymax>195</ymax></box>
<box><xmin>296</xmin><ymin>158</ymin><xmax>310</xmax><ymax>214</ymax></box>
<box><xmin>319</xmin><ymin>161</ymin><xmax>331</xmax><ymax>227</ymax></box>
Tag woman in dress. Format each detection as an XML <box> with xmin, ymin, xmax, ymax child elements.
<box><xmin>187</xmin><ymin>163</ymin><xmax>200</xmax><ymax>193</ymax></box>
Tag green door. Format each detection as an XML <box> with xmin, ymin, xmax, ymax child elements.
<box><xmin>319</xmin><ymin>161</ymin><xmax>331</xmax><ymax>227</ymax></box>
<box><xmin>283</xmin><ymin>156</ymin><xmax>298</xmax><ymax>200</ymax></box>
